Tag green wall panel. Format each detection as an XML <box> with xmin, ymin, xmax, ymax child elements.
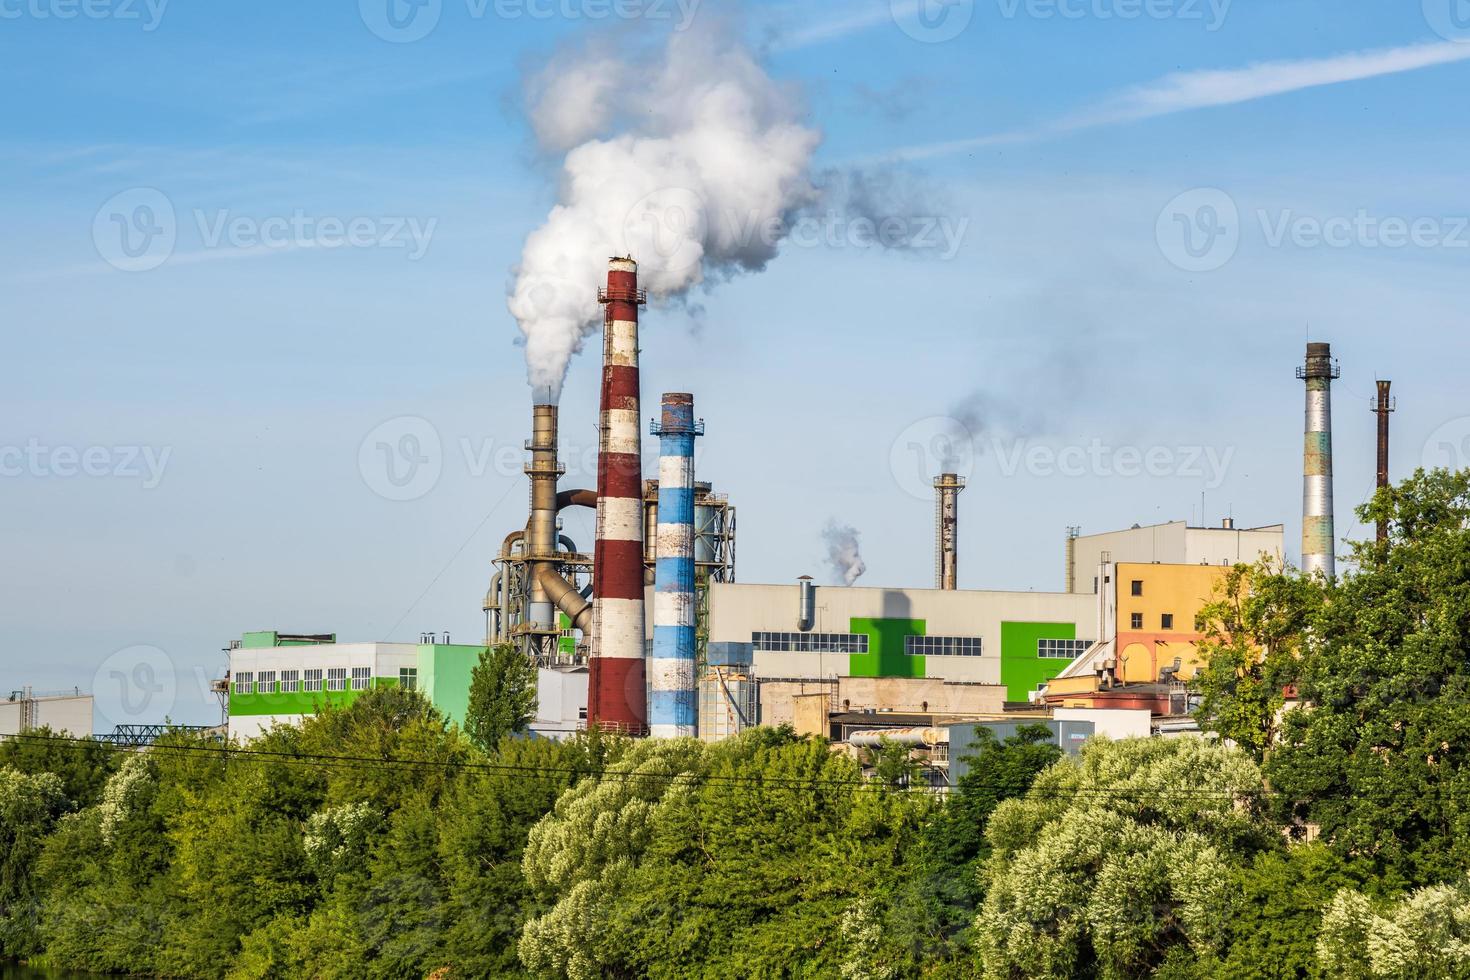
<box><xmin>999</xmin><ymin>621</ymin><xmax>1077</xmax><ymax>702</ymax></box>
<box><xmin>849</xmin><ymin>618</ymin><xmax>926</xmax><ymax>679</ymax></box>
<box><xmin>417</xmin><ymin>644</ymin><xmax>483</xmax><ymax>727</ymax></box>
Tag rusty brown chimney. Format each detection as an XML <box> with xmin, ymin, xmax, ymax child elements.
<box><xmin>1373</xmin><ymin>380</ymin><xmax>1395</xmax><ymax>543</ymax></box>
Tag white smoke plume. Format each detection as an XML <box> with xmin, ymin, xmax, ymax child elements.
<box><xmin>823</xmin><ymin>521</ymin><xmax>867</xmax><ymax>587</ymax></box>
<box><xmin>508</xmin><ymin>24</ymin><xmax>821</xmax><ymax>403</ymax></box>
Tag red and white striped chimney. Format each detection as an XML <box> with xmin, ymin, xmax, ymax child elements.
<box><xmin>589</xmin><ymin>256</ymin><xmax>648</xmax><ymax>734</ymax></box>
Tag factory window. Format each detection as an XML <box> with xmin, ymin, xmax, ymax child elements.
<box><xmin>256</xmin><ymin>671</ymin><xmax>277</xmax><ymax>695</ymax></box>
<box><xmin>1038</xmin><ymin>638</ymin><xmax>1092</xmax><ymax>659</ymax></box>
<box><xmin>304</xmin><ymin>669</ymin><xmax>323</xmax><ymax>692</ymax></box>
<box><xmin>326</xmin><ymin>668</ymin><xmax>347</xmax><ymax>692</ymax></box>
<box><xmin>1130</xmin><ymin>580</ymin><xmax>1143</xmax><ymax>596</ymax></box>
<box><xmin>751</xmin><ymin>632</ymin><xmax>868</xmax><ymax>654</ymax></box>
<box><xmin>233</xmin><ymin>672</ymin><xmax>253</xmax><ymax>695</ymax></box>
<box><xmin>1161</xmin><ymin>613</ymin><xmax>1174</xmax><ymax>630</ymax></box>
<box><xmin>1130</xmin><ymin>612</ymin><xmax>1143</xmax><ymax>629</ymax></box>
<box><xmin>350</xmin><ymin>667</ymin><xmax>371</xmax><ymax>691</ymax></box>
<box><xmin>399</xmin><ymin>667</ymin><xmax>417</xmax><ymax>692</ymax></box>
<box><xmin>279</xmin><ymin>670</ymin><xmax>300</xmax><ymax>693</ymax></box>
<box><xmin>904</xmin><ymin>635</ymin><xmax>983</xmax><ymax>657</ymax></box>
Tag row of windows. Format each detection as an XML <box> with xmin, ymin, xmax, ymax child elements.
<box><xmin>234</xmin><ymin>666</ymin><xmax>371</xmax><ymax>695</ymax></box>
<box><xmin>904</xmin><ymin>635</ymin><xmax>983</xmax><ymax>657</ymax></box>
<box><xmin>1038</xmin><ymin>638</ymin><xmax>1093</xmax><ymax>659</ymax></box>
<box><xmin>752</xmin><ymin>632</ymin><xmax>869</xmax><ymax>654</ymax></box>
<box><xmin>1129</xmin><ymin>613</ymin><xmax>1176</xmax><ymax>630</ymax></box>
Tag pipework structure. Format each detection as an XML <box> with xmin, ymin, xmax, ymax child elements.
<box><xmin>649</xmin><ymin>393</ymin><xmax>704</xmax><ymax>738</ymax></box>
<box><xmin>934</xmin><ymin>473</ymin><xmax>966</xmax><ymax>590</ymax></box>
<box><xmin>1373</xmin><ymin>380</ymin><xmax>1395</xmax><ymax>544</ymax></box>
<box><xmin>590</xmin><ymin>257</ymin><xmax>649</xmax><ymax>734</ymax></box>
<box><xmin>484</xmin><ymin>404</ymin><xmax>595</xmax><ymax>662</ymax></box>
<box><xmin>1297</xmin><ymin>342</ymin><xmax>1340</xmax><ymax>578</ymax></box>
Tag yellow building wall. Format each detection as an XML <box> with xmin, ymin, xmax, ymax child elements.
<box><xmin>1114</xmin><ymin>562</ymin><xmax>1227</xmax><ymax>684</ymax></box>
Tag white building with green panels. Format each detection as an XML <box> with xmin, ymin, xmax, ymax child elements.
<box><xmin>226</xmin><ymin>631</ymin><xmax>480</xmax><ymax>742</ymax></box>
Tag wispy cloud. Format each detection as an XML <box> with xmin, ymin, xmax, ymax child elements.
<box><xmin>879</xmin><ymin>40</ymin><xmax>1470</xmax><ymax>161</ymax></box>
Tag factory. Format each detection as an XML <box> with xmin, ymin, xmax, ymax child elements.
<box><xmin>222</xmin><ymin>261</ymin><xmax>1378</xmax><ymax>764</ymax></box>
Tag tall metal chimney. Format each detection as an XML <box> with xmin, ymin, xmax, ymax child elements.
<box><xmin>649</xmin><ymin>393</ymin><xmax>702</xmax><ymax>739</ymax></box>
<box><xmin>520</xmin><ymin>402</ymin><xmax>593</xmax><ymax>658</ymax></box>
<box><xmin>934</xmin><ymin>473</ymin><xmax>965</xmax><ymax>590</ymax></box>
<box><xmin>589</xmin><ymin>257</ymin><xmax>648</xmax><ymax>734</ymax></box>
<box><xmin>1373</xmin><ymin>380</ymin><xmax>1395</xmax><ymax>544</ymax></box>
<box><xmin>1064</xmin><ymin>526</ymin><xmax>1081</xmax><ymax>593</ymax></box>
<box><xmin>1297</xmin><ymin>342</ymin><xmax>1340</xmax><ymax>578</ymax></box>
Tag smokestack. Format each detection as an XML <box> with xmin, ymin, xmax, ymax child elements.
<box><xmin>589</xmin><ymin>257</ymin><xmax>648</xmax><ymax>734</ymax></box>
<box><xmin>934</xmin><ymin>474</ymin><xmax>965</xmax><ymax>590</ymax></box>
<box><xmin>649</xmin><ymin>393</ymin><xmax>702</xmax><ymax>739</ymax></box>
<box><xmin>522</xmin><ymin>403</ymin><xmax>593</xmax><ymax>657</ymax></box>
<box><xmin>1374</xmin><ymin>380</ymin><xmax>1395</xmax><ymax>544</ymax></box>
<box><xmin>1297</xmin><ymin>342</ymin><xmax>1340</xmax><ymax>578</ymax></box>
<box><xmin>1064</xmin><ymin>526</ymin><xmax>1081</xmax><ymax>593</ymax></box>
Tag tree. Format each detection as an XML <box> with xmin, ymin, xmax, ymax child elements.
<box><xmin>518</xmin><ymin>729</ymin><xmax>932</xmax><ymax>979</ymax></box>
<box><xmin>1192</xmin><ymin>560</ymin><xmax>1324</xmax><ymax>759</ymax></box>
<box><xmin>465</xmin><ymin>644</ymin><xmax>539</xmax><ymax>751</ymax></box>
<box><xmin>0</xmin><ymin>767</ymin><xmax>66</xmax><ymax>957</ymax></box>
<box><xmin>892</xmin><ymin>725</ymin><xmax>1063</xmax><ymax>975</ymax></box>
<box><xmin>975</xmin><ymin>736</ymin><xmax>1277</xmax><ymax>979</ymax></box>
<box><xmin>1317</xmin><ymin>874</ymin><xmax>1470</xmax><ymax>978</ymax></box>
<box><xmin>1268</xmin><ymin>468</ymin><xmax>1470</xmax><ymax>885</ymax></box>
<box><xmin>0</xmin><ymin>726</ymin><xmax>120</xmax><ymax>810</ymax></box>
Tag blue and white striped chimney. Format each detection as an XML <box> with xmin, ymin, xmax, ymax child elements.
<box><xmin>649</xmin><ymin>393</ymin><xmax>703</xmax><ymax>738</ymax></box>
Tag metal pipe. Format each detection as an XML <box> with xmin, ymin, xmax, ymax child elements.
<box><xmin>557</xmin><ymin>489</ymin><xmax>597</xmax><ymax>511</ymax></box>
<box><xmin>649</xmin><ymin>393</ymin><xmax>702</xmax><ymax>739</ymax></box>
<box><xmin>589</xmin><ymin>256</ymin><xmax>648</xmax><ymax>735</ymax></box>
<box><xmin>526</xmin><ymin>403</ymin><xmax>565</xmax><ymax>636</ymax></box>
<box><xmin>849</xmin><ymin>727</ymin><xmax>945</xmax><ymax>748</ymax></box>
<box><xmin>535</xmin><ymin>562</ymin><xmax>592</xmax><ymax>631</ymax></box>
<box><xmin>797</xmin><ymin>576</ymin><xmax>816</xmax><ymax>632</ymax></box>
<box><xmin>1374</xmin><ymin>380</ymin><xmax>1394</xmax><ymax>544</ymax></box>
<box><xmin>1297</xmin><ymin>342</ymin><xmax>1339</xmax><ymax>578</ymax></box>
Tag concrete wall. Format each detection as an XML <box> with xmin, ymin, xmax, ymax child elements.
<box><xmin>709</xmin><ymin>583</ymin><xmax>1095</xmax><ymax>698</ymax></box>
<box><xmin>1070</xmin><ymin>522</ymin><xmax>1284</xmax><ymax>593</ymax></box>
<box><xmin>532</xmin><ymin>667</ymin><xmax>588</xmax><ymax>740</ymax></box>
<box><xmin>757</xmin><ymin>676</ymin><xmax>1006</xmax><ymax>727</ymax></box>
<box><xmin>0</xmin><ymin>694</ymin><xmax>94</xmax><ymax>737</ymax></box>
<box><xmin>1053</xmin><ymin>706</ymin><xmax>1152</xmax><ymax>739</ymax></box>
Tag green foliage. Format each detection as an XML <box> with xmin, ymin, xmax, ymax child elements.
<box><xmin>890</xmin><ymin>725</ymin><xmax>1062</xmax><ymax>975</ymax></box>
<box><xmin>465</xmin><ymin>643</ymin><xmax>539</xmax><ymax>751</ymax></box>
<box><xmin>1317</xmin><ymin>874</ymin><xmax>1470</xmax><ymax>978</ymax></box>
<box><xmin>975</xmin><ymin>736</ymin><xmax>1275</xmax><ymax>979</ymax></box>
<box><xmin>0</xmin><ymin>766</ymin><xmax>66</xmax><ymax>957</ymax></box>
<box><xmin>519</xmin><ymin>729</ymin><xmax>932</xmax><ymax>979</ymax></box>
<box><xmin>0</xmin><ymin>726</ymin><xmax>119</xmax><ymax>810</ymax></box>
<box><xmin>1192</xmin><ymin>560</ymin><xmax>1324</xmax><ymax>758</ymax></box>
<box><xmin>1269</xmin><ymin>468</ymin><xmax>1470</xmax><ymax>884</ymax></box>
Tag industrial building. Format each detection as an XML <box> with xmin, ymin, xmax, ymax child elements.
<box><xmin>1042</xmin><ymin>521</ymin><xmax>1286</xmax><ymax>711</ymax></box>
<box><xmin>1</xmin><ymin>688</ymin><xmax>93</xmax><ymax>738</ymax></box>
<box><xmin>224</xmin><ymin>630</ymin><xmax>585</xmax><ymax>742</ymax></box>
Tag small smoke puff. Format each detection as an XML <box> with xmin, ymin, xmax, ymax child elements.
<box><xmin>508</xmin><ymin>24</ymin><xmax>821</xmax><ymax>402</ymax></box>
<box><xmin>823</xmin><ymin>521</ymin><xmax>867</xmax><ymax>587</ymax></box>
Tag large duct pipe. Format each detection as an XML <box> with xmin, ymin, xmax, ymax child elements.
<box><xmin>934</xmin><ymin>473</ymin><xmax>965</xmax><ymax>590</ymax></box>
<box><xmin>1297</xmin><ymin>342</ymin><xmax>1339</xmax><ymax>578</ymax></box>
<box><xmin>526</xmin><ymin>403</ymin><xmax>565</xmax><ymax>638</ymax></box>
<box><xmin>589</xmin><ymin>256</ymin><xmax>648</xmax><ymax>735</ymax></box>
<box><xmin>1374</xmin><ymin>380</ymin><xmax>1394</xmax><ymax>544</ymax></box>
<box><xmin>649</xmin><ymin>393</ymin><xmax>702</xmax><ymax>739</ymax></box>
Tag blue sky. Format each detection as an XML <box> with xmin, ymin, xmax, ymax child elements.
<box><xmin>4</xmin><ymin>0</ymin><xmax>1470</xmax><ymax>727</ymax></box>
